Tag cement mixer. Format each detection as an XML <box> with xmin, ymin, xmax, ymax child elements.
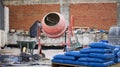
<box><xmin>30</xmin><ymin>12</ymin><xmax>66</xmax><ymax>38</ymax></box>
<box><xmin>41</xmin><ymin>12</ymin><xmax>67</xmax><ymax>38</ymax></box>
<box><xmin>39</xmin><ymin>12</ymin><xmax>67</xmax><ymax>53</ymax></box>
<box><xmin>28</xmin><ymin>12</ymin><xmax>67</xmax><ymax>61</ymax></box>
<box><xmin>41</xmin><ymin>12</ymin><xmax>81</xmax><ymax>51</ymax></box>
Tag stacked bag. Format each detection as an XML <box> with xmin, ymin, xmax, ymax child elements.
<box><xmin>78</xmin><ymin>42</ymin><xmax>115</xmax><ymax>67</ymax></box>
<box><xmin>52</xmin><ymin>51</ymin><xmax>87</xmax><ymax>65</ymax></box>
<box><xmin>113</xmin><ymin>46</ymin><xmax>120</xmax><ymax>63</ymax></box>
<box><xmin>52</xmin><ymin>42</ymin><xmax>117</xmax><ymax>67</ymax></box>
<box><xmin>117</xmin><ymin>50</ymin><xmax>120</xmax><ymax>62</ymax></box>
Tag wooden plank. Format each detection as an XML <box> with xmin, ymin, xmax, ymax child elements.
<box><xmin>52</xmin><ymin>62</ymin><xmax>120</xmax><ymax>67</ymax></box>
<box><xmin>52</xmin><ymin>62</ymin><xmax>87</xmax><ymax>67</ymax></box>
<box><xmin>110</xmin><ymin>63</ymin><xmax>120</xmax><ymax>67</ymax></box>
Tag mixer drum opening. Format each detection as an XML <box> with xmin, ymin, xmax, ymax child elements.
<box><xmin>42</xmin><ymin>12</ymin><xmax>66</xmax><ymax>38</ymax></box>
<box><xmin>44</xmin><ymin>13</ymin><xmax>60</xmax><ymax>26</ymax></box>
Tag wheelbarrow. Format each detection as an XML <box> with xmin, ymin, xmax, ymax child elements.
<box><xmin>17</xmin><ymin>41</ymin><xmax>42</xmax><ymax>62</ymax></box>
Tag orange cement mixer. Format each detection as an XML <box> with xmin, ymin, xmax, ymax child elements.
<box><xmin>41</xmin><ymin>12</ymin><xmax>66</xmax><ymax>38</ymax></box>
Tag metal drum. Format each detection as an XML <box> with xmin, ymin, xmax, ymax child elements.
<box><xmin>42</xmin><ymin>12</ymin><xmax>66</xmax><ymax>38</ymax></box>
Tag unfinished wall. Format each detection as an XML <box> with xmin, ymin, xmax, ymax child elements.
<box><xmin>6</xmin><ymin>3</ymin><xmax>117</xmax><ymax>31</ymax></box>
<box><xmin>70</xmin><ymin>3</ymin><xmax>117</xmax><ymax>30</ymax></box>
<box><xmin>3</xmin><ymin>0</ymin><xmax>120</xmax><ymax>5</ymax></box>
<box><xmin>7</xmin><ymin>4</ymin><xmax>60</xmax><ymax>31</ymax></box>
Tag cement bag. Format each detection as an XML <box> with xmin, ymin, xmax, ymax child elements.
<box><xmin>78</xmin><ymin>57</ymin><xmax>108</xmax><ymax>63</ymax></box>
<box><xmin>88</xmin><ymin>61</ymin><xmax>114</xmax><ymax>67</ymax></box>
<box><xmin>79</xmin><ymin>54</ymin><xmax>89</xmax><ymax>57</ymax></box>
<box><xmin>113</xmin><ymin>47</ymin><xmax>120</xmax><ymax>55</ymax></box>
<box><xmin>89</xmin><ymin>42</ymin><xmax>115</xmax><ymax>49</ymax></box>
<box><xmin>118</xmin><ymin>58</ymin><xmax>120</xmax><ymax>62</ymax></box>
<box><xmin>87</xmin><ymin>58</ymin><xmax>109</xmax><ymax>63</ymax></box>
<box><xmin>63</xmin><ymin>60</ymin><xmax>79</xmax><ymax>65</ymax></box>
<box><xmin>80</xmin><ymin>47</ymin><xmax>90</xmax><ymax>53</ymax></box>
<box><xmin>89</xmin><ymin>48</ymin><xmax>112</xmax><ymax>53</ymax></box>
<box><xmin>65</xmin><ymin>51</ymin><xmax>80</xmax><ymax>57</ymax></box>
<box><xmin>117</xmin><ymin>51</ymin><xmax>120</xmax><ymax>57</ymax></box>
<box><xmin>113</xmin><ymin>57</ymin><xmax>118</xmax><ymax>63</ymax></box>
<box><xmin>115</xmin><ymin>45</ymin><xmax>120</xmax><ymax>48</ymax></box>
<box><xmin>99</xmin><ymin>40</ymin><xmax>108</xmax><ymax>43</ymax></box>
<box><xmin>75</xmin><ymin>61</ymin><xmax>88</xmax><ymax>66</ymax></box>
<box><xmin>52</xmin><ymin>59</ymin><xmax>63</xmax><ymax>63</ymax></box>
<box><xmin>89</xmin><ymin>53</ymin><xmax>115</xmax><ymax>59</ymax></box>
<box><xmin>114</xmin><ymin>45</ymin><xmax>120</xmax><ymax>49</ymax></box>
<box><xmin>53</xmin><ymin>54</ymin><xmax>75</xmax><ymax>60</ymax></box>
<box><xmin>77</xmin><ymin>57</ymin><xmax>88</xmax><ymax>62</ymax></box>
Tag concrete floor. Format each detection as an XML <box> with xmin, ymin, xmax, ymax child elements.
<box><xmin>1</xmin><ymin>48</ymin><xmax>120</xmax><ymax>67</ymax></box>
<box><xmin>6</xmin><ymin>59</ymin><xmax>51</xmax><ymax>67</ymax></box>
<box><xmin>0</xmin><ymin>48</ymin><xmax>64</xmax><ymax>67</ymax></box>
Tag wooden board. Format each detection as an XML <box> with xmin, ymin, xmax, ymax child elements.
<box><xmin>52</xmin><ymin>62</ymin><xmax>120</xmax><ymax>67</ymax></box>
<box><xmin>52</xmin><ymin>62</ymin><xmax>87</xmax><ymax>67</ymax></box>
<box><xmin>110</xmin><ymin>63</ymin><xmax>120</xmax><ymax>67</ymax></box>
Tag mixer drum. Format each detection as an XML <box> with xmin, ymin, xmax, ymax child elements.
<box><xmin>41</xmin><ymin>12</ymin><xmax>66</xmax><ymax>38</ymax></box>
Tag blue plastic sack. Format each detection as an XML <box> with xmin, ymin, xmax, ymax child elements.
<box><xmin>113</xmin><ymin>47</ymin><xmax>120</xmax><ymax>55</ymax></box>
<box><xmin>52</xmin><ymin>59</ymin><xmax>80</xmax><ymax>65</ymax></box>
<box><xmin>65</xmin><ymin>51</ymin><xmax>80</xmax><ymax>57</ymax></box>
<box><xmin>118</xmin><ymin>58</ymin><xmax>120</xmax><ymax>62</ymax></box>
<box><xmin>52</xmin><ymin>59</ymin><xmax>88</xmax><ymax>66</ymax></box>
<box><xmin>52</xmin><ymin>59</ymin><xmax>64</xmax><ymax>63</ymax></box>
<box><xmin>117</xmin><ymin>51</ymin><xmax>120</xmax><ymax>57</ymax></box>
<box><xmin>80</xmin><ymin>47</ymin><xmax>90</xmax><ymax>53</ymax></box>
<box><xmin>53</xmin><ymin>54</ymin><xmax>76</xmax><ymax>60</ymax></box>
<box><xmin>63</xmin><ymin>60</ymin><xmax>79</xmax><ymax>65</ymax></box>
<box><xmin>89</xmin><ymin>48</ymin><xmax>112</xmax><ymax>53</ymax></box>
<box><xmin>78</xmin><ymin>57</ymin><xmax>109</xmax><ymax>63</ymax></box>
<box><xmin>75</xmin><ymin>61</ymin><xmax>88</xmax><ymax>66</ymax></box>
<box><xmin>113</xmin><ymin>57</ymin><xmax>118</xmax><ymax>63</ymax></box>
<box><xmin>87</xmin><ymin>58</ymin><xmax>109</xmax><ymax>63</ymax></box>
<box><xmin>65</xmin><ymin>51</ymin><xmax>88</xmax><ymax>58</ymax></box>
<box><xmin>89</xmin><ymin>53</ymin><xmax>115</xmax><ymax>59</ymax></box>
<box><xmin>80</xmin><ymin>47</ymin><xmax>112</xmax><ymax>54</ymax></box>
<box><xmin>99</xmin><ymin>40</ymin><xmax>108</xmax><ymax>43</ymax></box>
<box><xmin>89</xmin><ymin>42</ymin><xmax>115</xmax><ymax>49</ymax></box>
<box><xmin>79</xmin><ymin>54</ymin><xmax>89</xmax><ymax>57</ymax></box>
<box><xmin>77</xmin><ymin>57</ymin><xmax>88</xmax><ymax>62</ymax></box>
<box><xmin>114</xmin><ymin>45</ymin><xmax>120</xmax><ymax>49</ymax></box>
<box><xmin>88</xmin><ymin>61</ymin><xmax>114</xmax><ymax>67</ymax></box>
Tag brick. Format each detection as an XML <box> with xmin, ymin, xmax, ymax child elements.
<box><xmin>70</xmin><ymin>3</ymin><xmax>117</xmax><ymax>30</ymax></box>
<box><xmin>6</xmin><ymin>4</ymin><xmax>60</xmax><ymax>31</ymax></box>
<box><xmin>6</xmin><ymin>3</ymin><xmax>117</xmax><ymax>31</ymax></box>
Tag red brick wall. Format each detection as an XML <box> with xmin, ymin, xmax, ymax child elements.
<box><xmin>7</xmin><ymin>3</ymin><xmax>117</xmax><ymax>31</ymax></box>
<box><xmin>70</xmin><ymin>3</ymin><xmax>117</xmax><ymax>30</ymax></box>
<box><xmin>7</xmin><ymin>4</ymin><xmax>60</xmax><ymax>31</ymax></box>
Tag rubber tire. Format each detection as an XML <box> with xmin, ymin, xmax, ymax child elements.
<box><xmin>20</xmin><ymin>53</ymin><xmax>30</xmax><ymax>62</ymax></box>
<box><xmin>42</xmin><ymin>53</ymin><xmax>45</xmax><ymax>58</ymax></box>
<box><xmin>33</xmin><ymin>54</ymin><xmax>41</xmax><ymax>60</ymax></box>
